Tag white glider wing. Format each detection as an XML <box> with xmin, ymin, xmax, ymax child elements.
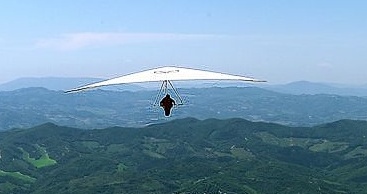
<box><xmin>66</xmin><ymin>66</ymin><xmax>265</xmax><ymax>93</ymax></box>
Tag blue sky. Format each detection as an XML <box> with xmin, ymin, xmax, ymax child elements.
<box><xmin>0</xmin><ymin>1</ymin><xmax>366</xmax><ymax>84</ymax></box>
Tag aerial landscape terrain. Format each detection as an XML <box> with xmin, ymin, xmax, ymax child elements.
<box><xmin>1</xmin><ymin>1</ymin><xmax>367</xmax><ymax>193</ymax></box>
<box><xmin>0</xmin><ymin>80</ymin><xmax>367</xmax><ymax>193</ymax></box>
<box><xmin>1</xmin><ymin>117</ymin><xmax>367</xmax><ymax>193</ymax></box>
<box><xmin>1</xmin><ymin>79</ymin><xmax>367</xmax><ymax>130</ymax></box>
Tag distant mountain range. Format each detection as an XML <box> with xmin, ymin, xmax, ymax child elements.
<box><xmin>0</xmin><ymin>77</ymin><xmax>146</xmax><ymax>92</ymax></box>
<box><xmin>264</xmin><ymin>80</ymin><xmax>367</xmax><ymax>96</ymax></box>
<box><xmin>1</xmin><ymin>87</ymin><xmax>367</xmax><ymax>131</ymax></box>
<box><xmin>0</xmin><ymin>118</ymin><xmax>366</xmax><ymax>193</ymax></box>
<box><xmin>1</xmin><ymin>77</ymin><xmax>367</xmax><ymax>96</ymax></box>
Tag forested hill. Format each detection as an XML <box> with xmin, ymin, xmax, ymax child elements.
<box><xmin>1</xmin><ymin>118</ymin><xmax>367</xmax><ymax>193</ymax></box>
<box><xmin>1</xmin><ymin>87</ymin><xmax>367</xmax><ymax>130</ymax></box>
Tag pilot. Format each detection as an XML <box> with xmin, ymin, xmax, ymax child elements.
<box><xmin>160</xmin><ymin>94</ymin><xmax>176</xmax><ymax>116</ymax></box>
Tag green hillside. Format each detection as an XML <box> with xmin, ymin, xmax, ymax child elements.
<box><xmin>0</xmin><ymin>118</ymin><xmax>367</xmax><ymax>193</ymax></box>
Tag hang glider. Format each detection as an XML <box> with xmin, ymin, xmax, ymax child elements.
<box><xmin>65</xmin><ymin>66</ymin><xmax>265</xmax><ymax>93</ymax></box>
<box><xmin>66</xmin><ymin>66</ymin><xmax>265</xmax><ymax>117</ymax></box>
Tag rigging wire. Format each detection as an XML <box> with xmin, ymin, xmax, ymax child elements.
<box><xmin>152</xmin><ymin>80</ymin><xmax>184</xmax><ymax>106</ymax></box>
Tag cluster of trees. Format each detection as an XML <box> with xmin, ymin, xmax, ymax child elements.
<box><xmin>0</xmin><ymin>118</ymin><xmax>366</xmax><ymax>193</ymax></box>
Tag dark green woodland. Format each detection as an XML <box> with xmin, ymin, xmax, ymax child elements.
<box><xmin>1</xmin><ymin>118</ymin><xmax>367</xmax><ymax>193</ymax></box>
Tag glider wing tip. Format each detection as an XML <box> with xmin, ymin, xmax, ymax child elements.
<box><xmin>243</xmin><ymin>78</ymin><xmax>267</xmax><ymax>83</ymax></box>
<box><xmin>64</xmin><ymin>87</ymin><xmax>85</xmax><ymax>93</ymax></box>
<box><xmin>64</xmin><ymin>89</ymin><xmax>77</xmax><ymax>93</ymax></box>
<box><xmin>255</xmin><ymin>79</ymin><xmax>267</xmax><ymax>83</ymax></box>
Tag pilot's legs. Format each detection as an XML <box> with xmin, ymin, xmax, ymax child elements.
<box><xmin>163</xmin><ymin>106</ymin><xmax>172</xmax><ymax>117</ymax></box>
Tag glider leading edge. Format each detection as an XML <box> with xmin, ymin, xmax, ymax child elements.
<box><xmin>65</xmin><ymin>66</ymin><xmax>265</xmax><ymax>116</ymax></box>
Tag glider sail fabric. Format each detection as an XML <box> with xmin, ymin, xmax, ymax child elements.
<box><xmin>66</xmin><ymin>66</ymin><xmax>265</xmax><ymax>93</ymax></box>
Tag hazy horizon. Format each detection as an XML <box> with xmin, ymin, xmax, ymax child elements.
<box><xmin>2</xmin><ymin>76</ymin><xmax>367</xmax><ymax>88</ymax></box>
<box><xmin>1</xmin><ymin>1</ymin><xmax>366</xmax><ymax>85</ymax></box>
